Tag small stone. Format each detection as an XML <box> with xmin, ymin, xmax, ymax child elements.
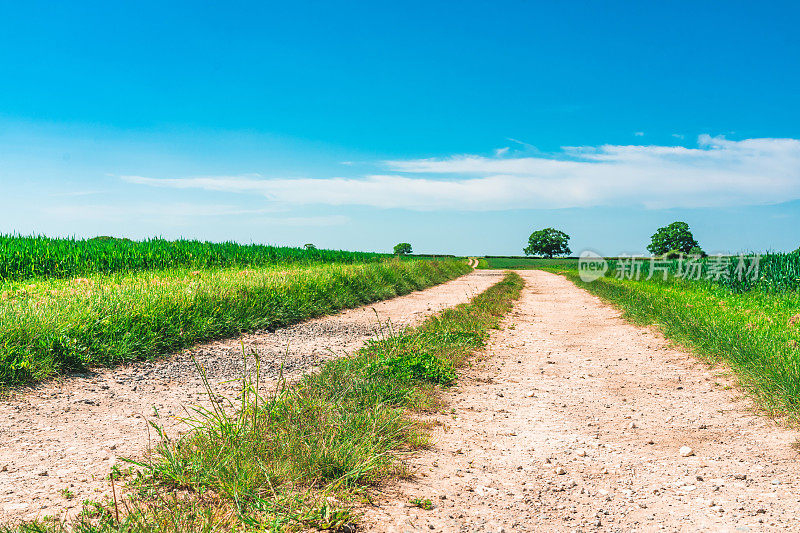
<box><xmin>628</xmin><ymin>421</ymin><xmax>637</xmax><ymax>429</ymax></box>
<box><xmin>37</xmin><ymin>470</ymin><xmax>48</xmax><ymax>476</ymax></box>
<box><xmin>555</xmin><ymin>467</ymin><xmax>566</xmax><ymax>475</ymax></box>
<box><xmin>576</xmin><ymin>449</ymin><xmax>587</xmax><ymax>457</ymax></box>
<box><xmin>679</xmin><ymin>446</ymin><xmax>694</xmax><ymax>457</ymax></box>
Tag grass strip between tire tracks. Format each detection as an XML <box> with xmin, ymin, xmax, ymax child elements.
<box><xmin>5</xmin><ymin>271</ymin><xmax>524</xmax><ymax>532</ymax></box>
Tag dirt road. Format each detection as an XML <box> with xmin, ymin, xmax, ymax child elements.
<box><xmin>0</xmin><ymin>270</ymin><xmax>502</xmax><ymax>521</ymax></box>
<box><xmin>364</xmin><ymin>270</ymin><xmax>800</xmax><ymax>532</ymax></box>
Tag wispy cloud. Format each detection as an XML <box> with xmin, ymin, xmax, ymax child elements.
<box><xmin>494</xmin><ymin>147</ymin><xmax>510</xmax><ymax>157</ymax></box>
<box><xmin>49</xmin><ymin>190</ymin><xmax>105</xmax><ymax>197</ymax></box>
<box><xmin>122</xmin><ymin>136</ymin><xmax>800</xmax><ymax>211</ymax></box>
<box><xmin>47</xmin><ymin>203</ymin><xmax>276</xmax><ymax>219</ymax></box>
<box><xmin>46</xmin><ymin>202</ymin><xmax>348</xmax><ymax>226</ymax></box>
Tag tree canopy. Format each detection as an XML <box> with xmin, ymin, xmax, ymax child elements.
<box><xmin>646</xmin><ymin>221</ymin><xmax>701</xmax><ymax>256</ymax></box>
<box><xmin>393</xmin><ymin>242</ymin><xmax>412</xmax><ymax>255</ymax></box>
<box><xmin>523</xmin><ymin>228</ymin><xmax>571</xmax><ymax>258</ymax></box>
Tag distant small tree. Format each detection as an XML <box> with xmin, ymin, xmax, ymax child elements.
<box><xmin>393</xmin><ymin>242</ymin><xmax>413</xmax><ymax>255</ymax></box>
<box><xmin>303</xmin><ymin>243</ymin><xmax>316</xmax><ymax>250</ymax></box>
<box><xmin>647</xmin><ymin>221</ymin><xmax>700</xmax><ymax>256</ymax></box>
<box><xmin>523</xmin><ymin>228</ymin><xmax>571</xmax><ymax>258</ymax></box>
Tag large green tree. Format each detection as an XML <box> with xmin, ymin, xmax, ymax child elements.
<box><xmin>523</xmin><ymin>228</ymin><xmax>571</xmax><ymax>258</ymax></box>
<box><xmin>393</xmin><ymin>242</ymin><xmax>412</xmax><ymax>255</ymax></box>
<box><xmin>647</xmin><ymin>221</ymin><xmax>700</xmax><ymax>256</ymax></box>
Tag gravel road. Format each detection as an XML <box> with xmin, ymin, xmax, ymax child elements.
<box><xmin>364</xmin><ymin>270</ymin><xmax>800</xmax><ymax>532</ymax></box>
<box><xmin>0</xmin><ymin>270</ymin><xmax>501</xmax><ymax>521</ymax></box>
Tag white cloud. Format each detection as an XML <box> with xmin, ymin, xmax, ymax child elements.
<box><xmin>47</xmin><ymin>202</ymin><xmax>348</xmax><ymax>226</ymax></box>
<box><xmin>49</xmin><ymin>190</ymin><xmax>105</xmax><ymax>197</ymax></box>
<box><xmin>122</xmin><ymin>136</ymin><xmax>800</xmax><ymax>211</ymax></box>
<box><xmin>634</xmin><ymin>131</ymin><xmax>645</xmax><ymax>136</ymax></box>
<box><xmin>494</xmin><ymin>147</ymin><xmax>510</xmax><ymax>157</ymax></box>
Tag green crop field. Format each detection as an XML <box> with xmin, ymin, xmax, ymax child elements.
<box><xmin>0</xmin><ymin>235</ymin><xmax>471</xmax><ymax>387</ymax></box>
<box><xmin>0</xmin><ymin>235</ymin><xmax>386</xmax><ymax>282</ymax></box>
<box><xmin>479</xmin><ymin>256</ymin><xmax>579</xmax><ymax>270</ymax></box>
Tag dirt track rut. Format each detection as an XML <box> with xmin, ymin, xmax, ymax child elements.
<box><xmin>364</xmin><ymin>270</ymin><xmax>800</xmax><ymax>532</ymax></box>
<box><xmin>0</xmin><ymin>270</ymin><xmax>502</xmax><ymax>521</ymax></box>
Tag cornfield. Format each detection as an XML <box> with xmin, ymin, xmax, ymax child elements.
<box><xmin>604</xmin><ymin>251</ymin><xmax>800</xmax><ymax>293</ymax></box>
<box><xmin>0</xmin><ymin>235</ymin><xmax>386</xmax><ymax>281</ymax></box>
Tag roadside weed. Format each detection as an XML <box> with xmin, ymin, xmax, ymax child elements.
<box><xmin>409</xmin><ymin>497</ymin><xmax>433</xmax><ymax>510</ymax></box>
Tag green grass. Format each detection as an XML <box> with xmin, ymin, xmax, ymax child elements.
<box><xmin>409</xmin><ymin>498</ymin><xmax>433</xmax><ymax>510</ymax></box>
<box><xmin>0</xmin><ymin>235</ymin><xmax>386</xmax><ymax>282</ymax></box>
<box><xmin>3</xmin><ymin>271</ymin><xmax>524</xmax><ymax>532</ymax></box>
<box><xmin>0</xmin><ymin>259</ymin><xmax>470</xmax><ymax>387</ymax></box>
<box><xmin>479</xmin><ymin>256</ymin><xmax>578</xmax><ymax>270</ymax></box>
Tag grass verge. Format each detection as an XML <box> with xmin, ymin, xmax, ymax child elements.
<box><xmin>478</xmin><ymin>256</ymin><xmax>579</xmax><ymax>270</ymax></box>
<box><xmin>0</xmin><ymin>259</ymin><xmax>469</xmax><ymax>387</ymax></box>
<box><xmin>3</xmin><ymin>271</ymin><xmax>523</xmax><ymax>532</ymax></box>
<box><xmin>562</xmin><ymin>271</ymin><xmax>800</xmax><ymax>417</ymax></box>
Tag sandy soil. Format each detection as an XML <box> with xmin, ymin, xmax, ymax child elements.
<box><xmin>0</xmin><ymin>270</ymin><xmax>502</xmax><ymax>522</ymax></box>
<box><xmin>363</xmin><ymin>270</ymin><xmax>800</xmax><ymax>532</ymax></box>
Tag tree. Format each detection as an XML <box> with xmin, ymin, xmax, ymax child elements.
<box><xmin>523</xmin><ymin>228</ymin><xmax>571</xmax><ymax>258</ymax></box>
<box><xmin>647</xmin><ymin>221</ymin><xmax>700</xmax><ymax>256</ymax></box>
<box><xmin>393</xmin><ymin>242</ymin><xmax>413</xmax><ymax>255</ymax></box>
<box><xmin>303</xmin><ymin>243</ymin><xmax>316</xmax><ymax>250</ymax></box>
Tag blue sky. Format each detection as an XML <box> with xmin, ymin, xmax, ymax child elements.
<box><xmin>1</xmin><ymin>0</ymin><xmax>798</xmax><ymax>255</ymax></box>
